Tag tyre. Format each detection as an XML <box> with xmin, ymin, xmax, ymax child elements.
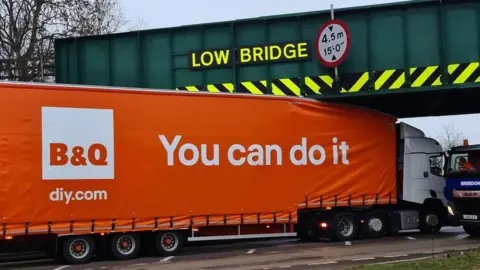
<box><xmin>110</xmin><ymin>233</ymin><xmax>141</xmax><ymax>260</ymax></box>
<box><xmin>419</xmin><ymin>212</ymin><xmax>441</xmax><ymax>233</ymax></box>
<box><xmin>332</xmin><ymin>213</ymin><xmax>358</xmax><ymax>242</ymax></box>
<box><xmin>364</xmin><ymin>213</ymin><xmax>386</xmax><ymax>238</ymax></box>
<box><xmin>463</xmin><ymin>225</ymin><xmax>480</xmax><ymax>237</ymax></box>
<box><xmin>60</xmin><ymin>235</ymin><xmax>95</xmax><ymax>264</ymax></box>
<box><xmin>155</xmin><ymin>231</ymin><xmax>185</xmax><ymax>257</ymax></box>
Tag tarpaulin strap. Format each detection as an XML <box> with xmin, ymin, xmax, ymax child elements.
<box><xmin>389</xmin><ymin>193</ymin><xmax>392</xmax><ymax>204</ymax></box>
<box><xmin>190</xmin><ymin>216</ymin><xmax>193</xmax><ymax>227</ymax></box>
<box><xmin>69</xmin><ymin>219</ymin><xmax>73</xmax><ymax>234</ymax></box>
<box><xmin>223</xmin><ymin>214</ymin><xmax>227</xmax><ymax>225</ymax></box>
<box><xmin>240</xmin><ymin>214</ymin><xmax>244</xmax><ymax>225</ymax></box>
<box><xmin>362</xmin><ymin>194</ymin><xmax>366</xmax><ymax>205</ymax></box>
<box><xmin>288</xmin><ymin>212</ymin><xmax>292</xmax><ymax>223</ymax></box>
<box><xmin>48</xmin><ymin>221</ymin><xmax>51</xmax><ymax>234</ymax></box>
<box><xmin>25</xmin><ymin>221</ymin><xmax>29</xmax><ymax>235</ymax></box>
<box><xmin>320</xmin><ymin>196</ymin><xmax>323</xmax><ymax>207</ymax></box>
<box><xmin>348</xmin><ymin>194</ymin><xmax>352</xmax><ymax>207</ymax></box>
<box><xmin>169</xmin><ymin>216</ymin><xmax>173</xmax><ymax>229</ymax></box>
<box><xmin>273</xmin><ymin>212</ymin><xmax>277</xmax><ymax>224</ymax></box>
<box><xmin>334</xmin><ymin>195</ymin><xmax>338</xmax><ymax>207</ymax></box>
<box><xmin>376</xmin><ymin>193</ymin><xmax>379</xmax><ymax>203</ymax></box>
<box><xmin>305</xmin><ymin>194</ymin><xmax>308</xmax><ymax>208</ymax></box>
<box><xmin>132</xmin><ymin>216</ymin><xmax>136</xmax><ymax>231</ymax></box>
<box><xmin>2</xmin><ymin>220</ymin><xmax>4</xmax><ymax>237</ymax></box>
<box><xmin>91</xmin><ymin>220</ymin><xmax>95</xmax><ymax>233</ymax></box>
<box><xmin>111</xmin><ymin>219</ymin><xmax>116</xmax><ymax>232</ymax></box>
<box><xmin>154</xmin><ymin>217</ymin><xmax>158</xmax><ymax>230</ymax></box>
<box><xmin>206</xmin><ymin>215</ymin><xmax>210</xmax><ymax>226</ymax></box>
<box><xmin>257</xmin><ymin>213</ymin><xmax>260</xmax><ymax>224</ymax></box>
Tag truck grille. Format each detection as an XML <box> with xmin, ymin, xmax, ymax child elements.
<box><xmin>453</xmin><ymin>198</ymin><xmax>480</xmax><ymax>215</ymax></box>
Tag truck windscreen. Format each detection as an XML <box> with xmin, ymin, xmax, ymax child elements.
<box><xmin>446</xmin><ymin>148</ymin><xmax>480</xmax><ymax>178</ymax></box>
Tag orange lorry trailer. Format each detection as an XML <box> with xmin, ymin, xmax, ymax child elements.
<box><xmin>0</xmin><ymin>81</ymin><xmax>449</xmax><ymax>264</ymax></box>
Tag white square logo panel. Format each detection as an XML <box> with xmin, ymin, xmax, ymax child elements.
<box><xmin>41</xmin><ymin>107</ymin><xmax>114</xmax><ymax>180</ymax></box>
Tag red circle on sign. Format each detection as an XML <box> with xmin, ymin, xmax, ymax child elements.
<box><xmin>315</xmin><ymin>19</ymin><xmax>351</xmax><ymax>68</ymax></box>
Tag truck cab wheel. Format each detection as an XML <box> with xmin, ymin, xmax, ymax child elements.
<box><xmin>332</xmin><ymin>213</ymin><xmax>358</xmax><ymax>242</ymax></box>
<box><xmin>155</xmin><ymin>231</ymin><xmax>185</xmax><ymax>257</ymax></box>
<box><xmin>110</xmin><ymin>234</ymin><xmax>141</xmax><ymax>260</ymax></box>
<box><xmin>419</xmin><ymin>212</ymin><xmax>441</xmax><ymax>233</ymax></box>
<box><xmin>60</xmin><ymin>235</ymin><xmax>95</xmax><ymax>264</ymax></box>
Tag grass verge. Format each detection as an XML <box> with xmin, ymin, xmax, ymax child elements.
<box><xmin>352</xmin><ymin>249</ymin><xmax>480</xmax><ymax>270</ymax></box>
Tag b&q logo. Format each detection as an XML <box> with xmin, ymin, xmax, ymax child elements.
<box><xmin>50</xmin><ymin>143</ymin><xmax>108</xmax><ymax>166</ymax></box>
<box><xmin>41</xmin><ymin>107</ymin><xmax>114</xmax><ymax>180</ymax></box>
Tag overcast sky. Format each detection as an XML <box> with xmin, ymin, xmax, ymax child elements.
<box><xmin>119</xmin><ymin>0</ymin><xmax>480</xmax><ymax>144</ymax></box>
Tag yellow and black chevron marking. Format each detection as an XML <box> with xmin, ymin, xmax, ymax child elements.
<box><xmin>176</xmin><ymin>85</ymin><xmax>202</xmax><ymax>92</ymax></box>
<box><xmin>271</xmin><ymin>78</ymin><xmax>301</xmax><ymax>96</ymax></box>
<box><xmin>238</xmin><ymin>80</ymin><xmax>267</xmax><ymax>95</ymax></box>
<box><xmin>304</xmin><ymin>75</ymin><xmax>333</xmax><ymax>96</ymax></box>
<box><xmin>448</xmin><ymin>62</ymin><xmax>480</xmax><ymax>84</ymax></box>
<box><xmin>176</xmin><ymin>83</ymin><xmax>234</xmax><ymax>93</ymax></box>
<box><xmin>373</xmin><ymin>69</ymin><xmax>406</xmax><ymax>90</ymax></box>
<box><xmin>340</xmin><ymin>72</ymin><xmax>369</xmax><ymax>93</ymax></box>
<box><xmin>409</xmin><ymin>66</ymin><xmax>442</xmax><ymax>87</ymax></box>
<box><xmin>206</xmin><ymin>83</ymin><xmax>235</xmax><ymax>93</ymax></box>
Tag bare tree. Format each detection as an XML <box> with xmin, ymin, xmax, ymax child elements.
<box><xmin>436</xmin><ymin>124</ymin><xmax>466</xmax><ymax>151</ymax></box>
<box><xmin>0</xmin><ymin>0</ymin><xmax>128</xmax><ymax>82</ymax></box>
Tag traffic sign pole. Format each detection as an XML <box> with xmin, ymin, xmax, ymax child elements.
<box><xmin>315</xmin><ymin>5</ymin><xmax>351</xmax><ymax>94</ymax></box>
<box><xmin>330</xmin><ymin>4</ymin><xmax>339</xmax><ymax>86</ymax></box>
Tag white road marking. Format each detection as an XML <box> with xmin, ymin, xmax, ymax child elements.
<box><xmin>279</xmin><ymin>266</ymin><xmax>292</xmax><ymax>268</ymax></box>
<box><xmin>308</xmin><ymin>261</ymin><xmax>337</xmax><ymax>265</ymax></box>
<box><xmin>53</xmin><ymin>266</ymin><xmax>70</xmax><ymax>270</ymax></box>
<box><xmin>371</xmin><ymin>256</ymin><xmax>431</xmax><ymax>265</ymax></box>
<box><xmin>352</xmin><ymin>257</ymin><xmax>375</xmax><ymax>261</ymax></box>
<box><xmin>160</xmin><ymin>256</ymin><xmax>175</xmax><ymax>262</ymax></box>
<box><xmin>247</xmin><ymin>249</ymin><xmax>256</xmax><ymax>254</ymax></box>
<box><xmin>406</xmin><ymin>236</ymin><xmax>416</xmax><ymax>240</ymax></box>
<box><xmin>345</xmin><ymin>241</ymin><xmax>352</xmax><ymax>246</ymax></box>
<box><xmin>383</xmin><ymin>254</ymin><xmax>408</xmax><ymax>258</ymax></box>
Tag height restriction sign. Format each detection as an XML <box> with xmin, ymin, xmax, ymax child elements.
<box><xmin>315</xmin><ymin>19</ymin><xmax>351</xmax><ymax>68</ymax></box>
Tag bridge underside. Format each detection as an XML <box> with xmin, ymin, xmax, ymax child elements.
<box><xmin>315</xmin><ymin>85</ymin><xmax>480</xmax><ymax>119</ymax></box>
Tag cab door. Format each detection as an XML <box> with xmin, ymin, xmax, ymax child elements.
<box><xmin>428</xmin><ymin>154</ymin><xmax>447</xmax><ymax>206</ymax></box>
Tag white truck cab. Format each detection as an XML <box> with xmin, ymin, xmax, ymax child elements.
<box><xmin>399</xmin><ymin>123</ymin><xmax>447</xmax><ymax>207</ymax></box>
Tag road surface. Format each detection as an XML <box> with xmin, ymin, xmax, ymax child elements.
<box><xmin>2</xmin><ymin>227</ymin><xmax>478</xmax><ymax>270</ymax></box>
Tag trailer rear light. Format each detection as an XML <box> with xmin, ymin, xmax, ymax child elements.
<box><xmin>5</xmin><ymin>236</ymin><xmax>12</xmax><ymax>240</ymax></box>
<box><xmin>266</xmin><ymin>225</ymin><xmax>270</xmax><ymax>229</ymax></box>
<box><xmin>319</xmin><ymin>222</ymin><xmax>328</xmax><ymax>228</ymax></box>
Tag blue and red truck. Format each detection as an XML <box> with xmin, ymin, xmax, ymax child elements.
<box><xmin>444</xmin><ymin>140</ymin><xmax>480</xmax><ymax>237</ymax></box>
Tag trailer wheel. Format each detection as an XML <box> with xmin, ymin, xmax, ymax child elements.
<box><xmin>332</xmin><ymin>213</ymin><xmax>358</xmax><ymax>242</ymax></box>
<box><xmin>365</xmin><ymin>213</ymin><xmax>386</xmax><ymax>238</ymax></box>
<box><xmin>155</xmin><ymin>231</ymin><xmax>185</xmax><ymax>257</ymax></box>
<box><xmin>110</xmin><ymin>234</ymin><xmax>141</xmax><ymax>260</ymax></box>
<box><xmin>60</xmin><ymin>235</ymin><xmax>95</xmax><ymax>264</ymax></box>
